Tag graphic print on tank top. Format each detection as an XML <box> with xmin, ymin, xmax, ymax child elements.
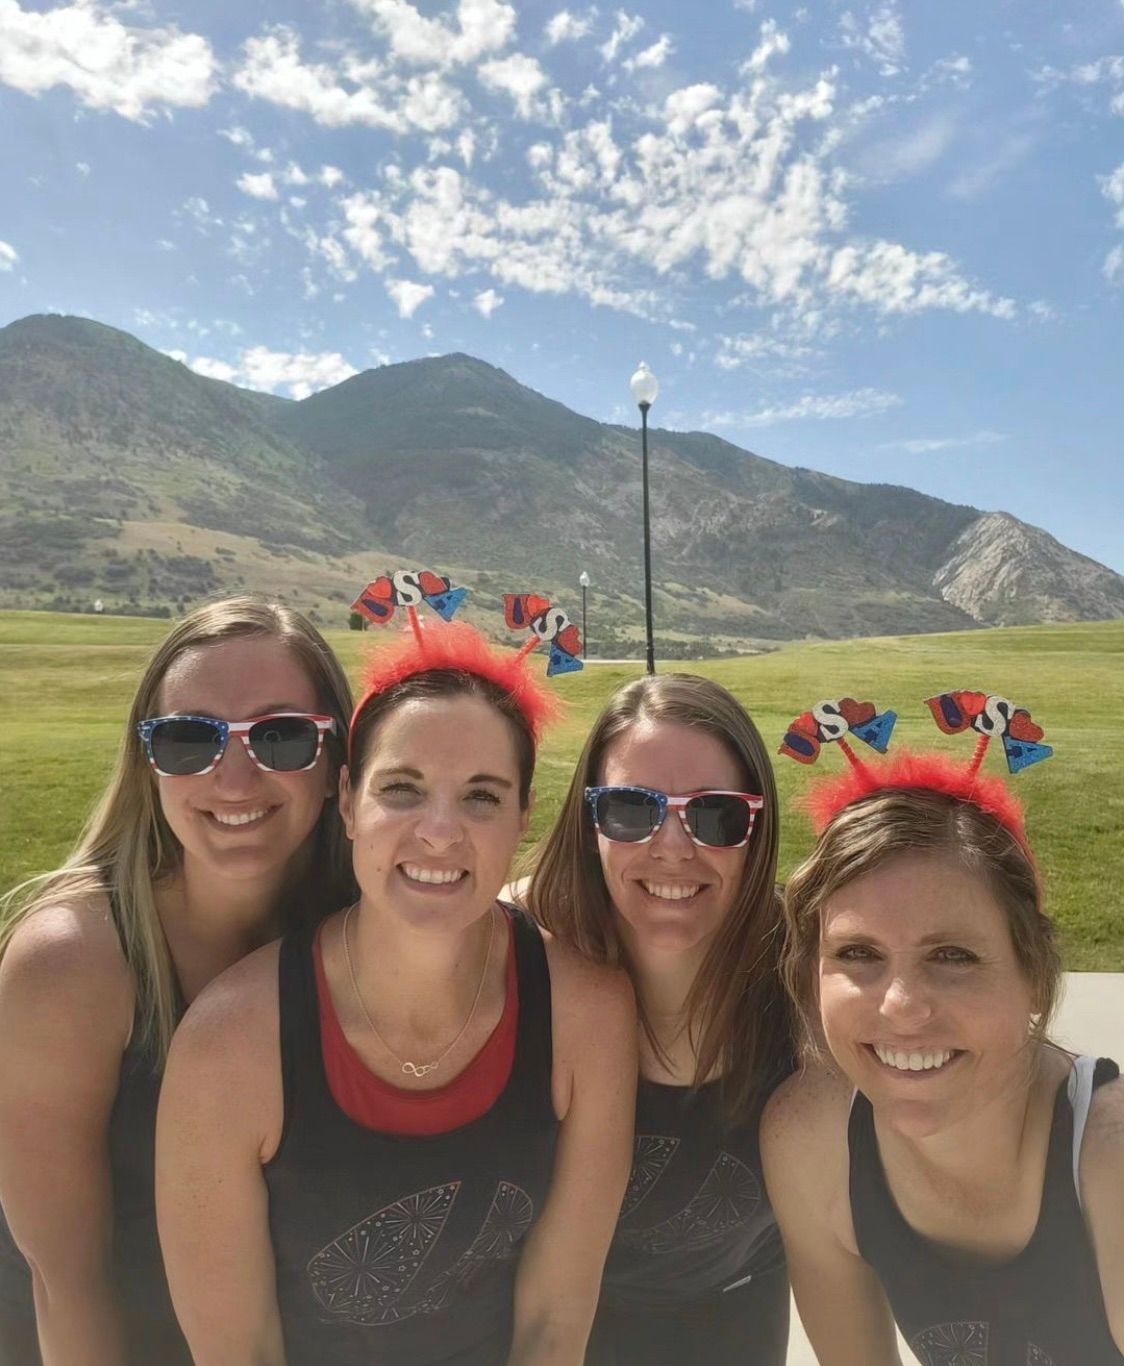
<box><xmin>308</xmin><ymin>1180</ymin><xmax>534</xmax><ymax>1325</ymax></box>
<box><xmin>616</xmin><ymin>1139</ymin><xmax>761</xmax><ymax>1255</ymax></box>
<box><xmin>909</xmin><ymin>1321</ymin><xmax>1057</xmax><ymax>1366</ymax></box>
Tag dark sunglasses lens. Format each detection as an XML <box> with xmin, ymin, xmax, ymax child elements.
<box><xmin>596</xmin><ymin>789</ymin><xmax>662</xmax><ymax>842</ymax></box>
<box><xmin>248</xmin><ymin>716</ymin><xmax>320</xmax><ymax>771</ymax></box>
<box><xmin>686</xmin><ymin>794</ymin><xmax>752</xmax><ymax>847</ymax></box>
<box><xmin>150</xmin><ymin>719</ymin><xmax>224</xmax><ymax>775</ymax></box>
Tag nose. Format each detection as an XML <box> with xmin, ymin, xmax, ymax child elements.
<box><xmin>649</xmin><ymin>806</ymin><xmax>696</xmax><ymax>863</ymax></box>
<box><xmin>209</xmin><ymin>734</ymin><xmax>262</xmax><ymax>797</ymax></box>
<box><xmin>879</xmin><ymin>968</ymin><xmax>933</xmax><ymax>1027</ymax></box>
<box><xmin>414</xmin><ymin>798</ymin><xmax>465</xmax><ymax>852</ymax></box>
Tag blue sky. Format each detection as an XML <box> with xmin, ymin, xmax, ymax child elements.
<box><xmin>1</xmin><ymin>0</ymin><xmax>1122</xmax><ymax>571</ymax></box>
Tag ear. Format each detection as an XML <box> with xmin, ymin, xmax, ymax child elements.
<box><xmin>338</xmin><ymin>765</ymin><xmax>356</xmax><ymax>842</ymax></box>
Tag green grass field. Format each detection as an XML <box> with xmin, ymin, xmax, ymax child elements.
<box><xmin>2</xmin><ymin>610</ymin><xmax>1121</xmax><ymax>969</ymax></box>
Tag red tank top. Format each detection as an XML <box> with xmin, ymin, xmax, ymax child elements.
<box><xmin>313</xmin><ymin>915</ymin><xmax>519</xmax><ymax>1136</ymax></box>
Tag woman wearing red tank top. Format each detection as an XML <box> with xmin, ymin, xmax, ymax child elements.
<box><xmin>156</xmin><ymin>621</ymin><xmax>637</xmax><ymax>1366</ymax></box>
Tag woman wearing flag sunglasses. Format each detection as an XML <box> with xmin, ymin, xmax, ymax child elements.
<box><xmin>524</xmin><ymin>674</ymin><xmax>793</xmax><ymax>1365</ymax></box>
<box><xmin>0</xmin><ymin>597</ymin><xmax>354</xmax><ymax>1366</ymax></box>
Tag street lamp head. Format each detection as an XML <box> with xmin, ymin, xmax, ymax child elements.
<box><xmin>630</xmin><ymin>361</ymin><xmax>659</xmax><ymax>409</ymax></box>
<box><xmin>579</xmin><ymin>571</ymin><xmax>591</xmax><ymax>588</ymax></box>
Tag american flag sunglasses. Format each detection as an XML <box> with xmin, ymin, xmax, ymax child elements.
<box><xmin>136</xmin><ymin>713</ymin><xmax>336</xmax><ymax>777</ymax></box>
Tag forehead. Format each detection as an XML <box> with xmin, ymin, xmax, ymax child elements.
<box><xmin>159</xmin><ymin>636</ymin><xmax>319</xmax><ymax>717</ymax></box>
<box><xmin>600</xmin><ymin>717</ymin><xmax>745</xmax><ymax>793</ymax></box>
<box><xmin>367</xmin><ymin>694</ymin><xmax>521</xmax><ymax>776</ymax></box>
<box><xmin>821</xmin><ymin>853</ymin><xmax>1012</xmax><ymax>948</ymax></box>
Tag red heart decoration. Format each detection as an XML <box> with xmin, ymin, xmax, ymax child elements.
<box><xmin>1008</xmin><ymin>710</ymin><xmax>1044</xmax><ymax>743</ymax></box>
<box><xmin>838</xmin><ymin>698</ymin><xmax>876</xmax><ymax>727</ymax></box>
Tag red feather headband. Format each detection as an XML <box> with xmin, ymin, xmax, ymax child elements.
<box><xmin>348</xmin><ymin>619</ymin><xmax>561</xmax><ymax>763</ymax></box>
<box><xmin>779</xmin><ymin>691</ymin><xmax>1052</xmax><ymax>846</ymax></box>
<box><xmin>803</xmin><ymin>750</ymin><xmax>1028</xmax><ymax>843</ymax></box>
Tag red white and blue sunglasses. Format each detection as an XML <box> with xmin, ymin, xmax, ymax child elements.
<box><xmin>136</xmin><ymin>713</ymin><xmax>336</xmax><ymax>777</ymax></box>
<box><xmin>585</xmin><ymin>785</ymin><xmax>764</xmax><ymax>849</ymax></box>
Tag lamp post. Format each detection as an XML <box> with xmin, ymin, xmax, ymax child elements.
<box><xmin>629</xmin><ymin>362</ymin><xmax>659</xmax><ymax>675</ymax></box>
<box><xmin>578</xmin><ymin>570</ymin><xmax>591</xmax><ymax>659</ymax></box>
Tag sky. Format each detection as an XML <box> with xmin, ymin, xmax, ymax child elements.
<box><xmin>1</xmin><ymin>0</ymin><xmax>1122</xmax><ymax>572</ymax></box>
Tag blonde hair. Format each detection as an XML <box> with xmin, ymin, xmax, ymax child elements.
<box><xmin>524</xmin><ymin>673</ymin><xmax>790</xmax><ymax>1120</ymax></box>
<box><xmin>0</xmin><ymin>597</ymin><xmax>355</xmax><ymax>1061</ymax></box>
<box><xmin>781</xmin><ymin>787</ymin><xmax>1061</xmax><ymax>1059</ymax></box>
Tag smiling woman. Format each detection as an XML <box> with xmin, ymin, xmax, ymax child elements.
<box><xmin>762</xmin><ymin>773</ymin><xmax>1124</xmax><ymax>1366</ymax></box>
<box><xmin>0</xmin><ymin>597</ymin><xmax>355</xmax><ymax>1366</ymax></box>
<box><xmin>155</xmin><ymin>620</ymin><xmax>637</xmax><ymax>1366</ymax></box>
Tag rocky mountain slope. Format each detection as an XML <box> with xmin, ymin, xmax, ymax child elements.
<box><xmin>1</xmin><ymin>313</ymin><xmax>1120</xmax><ymax>643</ymax></box>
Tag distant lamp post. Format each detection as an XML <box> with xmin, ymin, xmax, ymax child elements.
<box><xmin>629</xmin><ymin>362</ymin><xmax>659</xmax><ymax>675</ymax></box>
<box><xmin>578</xmin><ymin>570</ymin><xmax>591</xmax><ymax>659</ymax></box>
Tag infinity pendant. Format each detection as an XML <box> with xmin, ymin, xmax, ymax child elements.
<box><xmin>402</xmin><ymin>1061</ymin><xmax>439</xmax><ymax>1077</ymax></box>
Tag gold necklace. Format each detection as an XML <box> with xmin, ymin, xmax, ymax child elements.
<box><xmin>341</xmin><ymin>903</ymin><xmax>497</xmax><ymax>1079</ymax></box>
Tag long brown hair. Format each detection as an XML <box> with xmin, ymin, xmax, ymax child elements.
<box><xmin>525</xmin><ymin>674</ymin><xmax>789</xmax><ymax>1120</ymax></box>
<box><xmin>0</xmin><ymin>597</ymin><xmax>356</xmax><ymax>1061</ymax></box>
<box><xmin>781</xmin><ymin>786</ymin><xmax>1061</xmax><ymax>1060</ymax></box>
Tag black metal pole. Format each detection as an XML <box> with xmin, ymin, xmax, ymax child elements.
<box><xmin>581</xmin><ymin>584</ymin><xmax>587</xmax><ymax>659</ymax></box>
<box><xmin>640</xmin><ymin>402</ymin><xmax>655</xmax><ymax>675</ymax></box>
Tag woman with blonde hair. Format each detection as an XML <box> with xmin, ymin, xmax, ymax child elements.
<box><xmin>524</xmin><ymin>673</ymin><xmax>793</xmax><ymax>1365</ymax></box>
<box><xmin>762</xmin><ymin>739</ymin><xmax>1124</xmax><ymax>1364</ymax></box>
<box><xmin>0</xmin><ymin>597</ymin><xmax>355</xmax><ymax>1366</ymax></box>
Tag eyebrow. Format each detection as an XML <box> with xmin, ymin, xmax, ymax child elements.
<box><xmin>821</xmin><ymin>928</ymin><xmax>980</xmax><ymax>947</ymax></box>
<box><xmin>373</xmin><ymin>766</ymin><xmax>513</xmax><ymax>788</ymax></box>
<box><xmin>169</xmin><ymin>703</ymin><xmax>310</xmax><ymax>719</ymax></box>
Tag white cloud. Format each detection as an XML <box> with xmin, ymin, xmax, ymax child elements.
<box><xmin>1101</xmin><ymin>162</ymin><xmax>1124</xmax><ymax>227</ymax></box>
<box><xmin>76</xmin><ymin>160</ymin><xmax>90</xmax><ymax>176</ymax></box>
<box><xmin>0</xmin><ymin>239</ymin><xmax>18</xmax><ymax>270</ymax></box>
<box><xmin>707</xmin><ymin>388</ymin><xmax>903</xmax><ymax>428</ymax></box>
<box><xmin>947</xmin><ymin>131</ymin><xmax>1036</xmax><ymax>201</ymax></box>
<box><xmin>876</xmin><ymin>430</ymin><xmax>1009</xmax><ymax>454</ymax></box>
<box><xmin>853</xmin><ymin>112</ymin><xmax>958</xmax><ymax>183</ymax></box>
<box><xmin>625</xmin><ymin>35</ymin><xmax>673</xmax><ymax>72</ymax></box>
<box><xmin>478</xmin><ymin>53</ymin><xmax>548</xmax><ymax>119</ymax></box>
<box><xmin>235</xmin><ymin>26</ymin><xmax>465</xmax><ymax>132</ymax></box>
<box><xmin>545</xmin><ymin>9</ymin><xmax>592</xmax><ymax>45</ymax></box>
<box><xmin>176</xmin><ymin>345</ymin><xmax>359</xmax><ymax>398</ymax></box>
<box><xmin>353</xmin><ymin>0</ymin><xmax>516</xmax><ymax>69</ymax></box>
<box><xmin>1105</xmin><ymin>243</ymin><xmax>1124</xmax><ymax>286</ymax></box>
<box><xmin>237</xmin><ymin>171</ymin><xmax>279</xmax><ymax>200</ymax></box>
<box><xmin>839</xmin><ymin>4</ymin><xmax>905</xmax><ymax>77</ymax></box>
<box><xmin>742</xmin><ymin>18</ymin><xmax>790</xmax><ymax>75</ymax></box>
<box><xmin>319</xmin><ymin>165</ymin><xmax>346</xmax><ymax>187</ymax></box>
<box><xmin>386</xmin><ymin>277</ymin><xmax>436</xmax><ymax>316</ymax></box>
<box><xmin>600</xmin><ymin>11</ymin><xmax>644</xmax><ymax>64</ymax></box>
<box><xmin>828</xmin><ymin>241</ymin><xmax>1015</xmax><ymax>318</ymax></box>
<box><xmin>0</xmin><ymin>0</ymin><xmax>216</xmax><ymax>121</ymax></box>
<box><xmin>312</xmin><ymin>31</ymin><xmax>1012</xmax><ymax>332</ymax></box>
<box><xmin>473</xmin><ymin>287</ymin><xmax>504</xmax><ymax>316</ymax></box>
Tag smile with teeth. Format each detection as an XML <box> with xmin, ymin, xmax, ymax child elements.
<box><xmin>401</xmin><ymin>864</ymin><xmax>466</xmax><ymax>886</ymax></box>
<box><xmin>871</xmin><ymin>1044</ymin><xmax>959</xmax><ymax>1072</ymax></box>
<box><xmin>210</xmin><ymin>808</ymin><xmax>271</xmax><ymax>827</ymax></box>
<box><xmin>642</xmin><ymin>881</ymin><xmax>701</xmax><ymax>901</ymax></box>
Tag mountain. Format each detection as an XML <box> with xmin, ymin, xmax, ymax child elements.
<box><xmin>1</xmin><ymin>313</ymin><xmax>1121</xmax><ymax>645</ymax></box>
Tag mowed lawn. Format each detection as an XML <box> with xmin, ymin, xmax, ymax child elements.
<box><xmin>2</xmin><ymin>610</ymin><xmax>1121</xmax><ymax>970</ymax></box>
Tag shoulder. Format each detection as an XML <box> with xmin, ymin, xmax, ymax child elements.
<box><xmin>1080</xmin><ymin>1068</ymin><xmax>1124</xmax><ymax>1186</ymax></box>
<box><xmin>0</xmin><ymin>892</ymin><xmax>132</xmax><ymax>1040</ymax></box>
<box><xmin>1080</xmin><ymin>1069</ymin><xmax>1124</xmax><ymax>1345</ymax></box>
<box><xmin>171</xmin><ymin>940</ymin><xmax>281</xmax><ymax>1068</ymax></box>
<box><xmin>761</xmin><ymin>1059</ymin><xmax>857</xmax><ymax>1240</ymax></box>
<box><xmin>541</xmin><ymin>927</ymin><xmax>634</xmax><ymax>1025</ymax></box>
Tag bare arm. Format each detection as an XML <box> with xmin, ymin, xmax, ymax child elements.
<box><xmin>1081</xmin><ymin>1074</ymin><xmax>1124</xmax><ymax>1352</ymax></box>
<box><xmin>761</xmin><ymin>1066</ymin><xmax>903</xmax><ymax>1366</ymax></box>
<box><xmin>507</xmin><ymin>943</ymin><xmax>637</xmax><ymax>1366</ymax></box>
<box><xmin>156</xmin><ymin>947</ymin><xmax>286</xmax><ymax>1366</ymax></box>
<box><xmin>0</xmin><ymin>902</ymin><xmax>133</xmax><ymax>1366</ymax></box>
